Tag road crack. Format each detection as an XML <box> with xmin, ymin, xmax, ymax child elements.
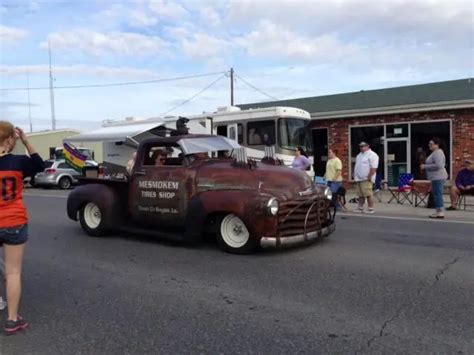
<box><xmin>363</xmin><ymin>257</ymin><xmax>460</xmax><ymax>350</ymax></box>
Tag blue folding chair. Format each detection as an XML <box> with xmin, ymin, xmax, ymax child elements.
<box><xmin>387</xmin><ymin>173</ymin><xmax>414</xmax><ymax>205</ymax></box>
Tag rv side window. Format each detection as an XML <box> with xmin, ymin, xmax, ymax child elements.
<box><xmin>247</xmin><ymin>121</ymin><xmax>275</xmax><ymax>146</ymax></box>
<box><xmin>216</xmin><ymin>126</ymin><xmax>227</xmax><ymax>137</ymax></box>
<box><xmin>217</xmin><ymin>124</ymin><xmax>243</xmax><ymax>144</ymax></box>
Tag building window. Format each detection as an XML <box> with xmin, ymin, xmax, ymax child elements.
<box><xmin>386</xmin><ymin>124</ymin><xmax>408</xmax><ymax>138</ymax></box>
<box><xmin>350</xmin><ymin>125</ymin><xmax>385</xmax><ymax>180</ymax></box>
<box><xmin>410</xmin><ymin>121</ymin><xmax>451</xmax><ymax>179</ymax></box>
<box><xmin>247</xmin><ymin>121</ymin><xmax>275</xmax><ymax>146</ymax></box>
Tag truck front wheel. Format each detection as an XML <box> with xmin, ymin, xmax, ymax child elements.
<box><xmin>79</xmin><ymin>202</ymin><xmax>108</xmax><ymax>237</ymax></box>
<box><xmin>216</xmin><ymin>214</ymin><xmax>256</xmax><ymax>254</ymax></box>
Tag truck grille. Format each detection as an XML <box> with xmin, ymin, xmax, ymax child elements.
<box><xmin>277</xmin><ymin>197</ymin><xmax>330</xmax><ymax>237</ymax></box>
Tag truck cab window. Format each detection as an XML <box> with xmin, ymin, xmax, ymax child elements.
<box><xmin>247</xmin><ymin>121</ymin><xmax>275</xmax><ymax>146</ymax></box>
<box><xmin>144</xmin><ymin>146</ymin><xmax>184</xmax><ymax>167</ymax></box>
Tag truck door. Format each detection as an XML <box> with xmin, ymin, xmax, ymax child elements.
<box><xmin>129</xmin><ymin>162</ymin><xmax>191</xmax><ymax>227</ymax></box>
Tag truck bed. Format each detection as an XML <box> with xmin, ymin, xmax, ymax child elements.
<box><xmin>78</xmin><ymin>177</ymin><xmax>129</xmax><ymax>186</ymax></box>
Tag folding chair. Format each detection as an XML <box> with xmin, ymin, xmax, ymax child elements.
<box><xmin>412</xmin><ymin>181</ymin><xmax>431</xmax><ymax>207</ymax></box>
<box><xmin>387</xmin><ymin>173</ymin><xmax>414</xmax><ymax>205</ymax></box>
<box><xmin>458</xmin><ymin>191</ymin><xmax>474</xmax><ymax>210</ymax></box>
<box><xmin>374</xmin><ymin>173</ymin><xmax>384</xmax><ymax>202</ymax></box>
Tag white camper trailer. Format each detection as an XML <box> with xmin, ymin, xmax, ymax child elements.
<box><xmin>65</xmin><ymin>106</ymin><xmax>314</xmax><ymax>176</ymax></box>
<box><xmin>65</xmin><ymin>120</ymin><xmax>168</xmax><ymax>174</ymax></box>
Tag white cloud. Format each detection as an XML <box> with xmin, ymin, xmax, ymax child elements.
<box><xmin>227</xmin><ymin>0</ymin><xmax>472</xmax><ymax>45</ymax></box>
<box><xmin>148</xmin><ymin>0</ymin><xmax>189</xmax><ymax>20</ymax></box>
<box><xmin>41</xmin><ymin>29</ymin><xmax>168</xmax><ymax>56</ymax></box>
<box><xmin>199</xmin><ymin>6</ymin><xmax>221</xmax><ymax>27</ymax></box>
<box><xmin>0</xmin><ymin>64</ymin><xmax>160</xmax><ymax>79</ymax></box>
<box><xmin>0</xmin><ymin>25</ymin><xmax>29</xmax><ymax>44</ymax></box>
<box><xmin>129</xmin><ymin>10</ymin><xmax>158</xmax><ymax>27</ymax></box>
<box><xmin>93</xmin><ymin>4</ymin><xmax>158</xmax><ymax>29</ymax></box>
<box><xmin>236</xmin><ymin>20</ymin><xmax>359</xmax><ymax>62</ymax></box>
<box><xmin>181</xmin><ymin>33</ymin><xmax>231</xmax><ymax>58</ymax></box>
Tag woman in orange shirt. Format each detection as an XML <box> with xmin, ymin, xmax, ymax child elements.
<box><xmin>0</xmin><ymin>121</ymin><xmax>44</xmax><ymax>335</ymax></box>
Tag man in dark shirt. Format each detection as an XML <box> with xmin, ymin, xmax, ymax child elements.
<box><xmin>447</xmin><ymin>159</ymin><xmax>474</xmax><ymax>210</ymax></box>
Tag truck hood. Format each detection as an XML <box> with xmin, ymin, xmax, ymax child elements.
<box><xmin>195</xmin><ymin>161</ymin><xmax>317</xmax><ymax>200</ymax></box>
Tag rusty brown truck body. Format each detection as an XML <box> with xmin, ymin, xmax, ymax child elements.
<box><xmin>67</xmin><ymin>134</ymin><xmax>335</xmax><ymax>253</ymax></box>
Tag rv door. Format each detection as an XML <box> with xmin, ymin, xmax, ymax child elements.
<box><xmin>227</xmin><ymin>123</ymin><xmax>238</xmax><ymax>142</ymax></box>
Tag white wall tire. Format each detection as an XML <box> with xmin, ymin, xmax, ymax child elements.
<box><xmin>216</xmin><ymin>214</ymin><xmax>256</xmax><ymax>254</ymax></box>
<box><xmin>79</xmin><ymin>202</ymin><xmax>107</xmax><ymax>237</ymax></box>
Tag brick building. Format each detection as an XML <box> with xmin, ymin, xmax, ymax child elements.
<box><xmin>240</xmin><ymin>78</ymin><xmax>473</xmax><ymax>186</ymax></box>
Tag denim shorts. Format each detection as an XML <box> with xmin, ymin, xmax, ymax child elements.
<box><xmin>0</xmin><ymin>225</ymin><xmax>28</xmax><ymax>246</ymax></box>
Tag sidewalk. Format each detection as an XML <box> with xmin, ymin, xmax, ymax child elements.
<box><xmin>341</xmin><ymin>190</ymin><xmax>474</xmax><ymax>223</ymax></box>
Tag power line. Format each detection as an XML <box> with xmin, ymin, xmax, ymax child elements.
<box><xmin>160</xmin><ymin>74</ymin><xmax>227</xmax><ymax>116</ymax></box>
<box><xmin>0</xmin><ymin>71</ymin><xmax>227</xmax><ymax>91</ymax></box>
<box><xmin>235</xmin><ymin>74</ymin><xmax>279</xmax><ymax>101</ymax></box>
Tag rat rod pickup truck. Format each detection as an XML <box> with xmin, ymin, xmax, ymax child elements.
<box><xmin>67</xmin><ymin>134</ymin><xmax>335</xmax><ymax>253</ymax></box>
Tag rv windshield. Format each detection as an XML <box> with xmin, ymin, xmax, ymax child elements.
<box><xmin>278</xmin><ymin>118</ymin><xmax>312</xmax><ymax>153</ymax></box>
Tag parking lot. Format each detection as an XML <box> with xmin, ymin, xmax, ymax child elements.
<box><xmin>1</xmin><ymin>189</ymin><xmax>473</xmax><ymax>354</ymax></box>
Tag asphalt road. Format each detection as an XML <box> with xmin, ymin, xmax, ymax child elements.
<box><xmin>1</xmin><ymin>190</ymin><xmax>473</xmax><ymax>354</ymax></box>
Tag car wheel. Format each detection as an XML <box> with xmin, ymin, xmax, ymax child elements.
<box><xmin>216</xmin><ymin>214</ymin><xmax>256</xmax><ymax>254</ymax></box>
<box><xmin>58</xmin><ymin>177</ymin><xmax>72</xmax><ymax>190</ymax></box>
<box><xmin>79</xmin><ymin>202</ymin><xmax>108</xmax><ymax>237</ymax></box>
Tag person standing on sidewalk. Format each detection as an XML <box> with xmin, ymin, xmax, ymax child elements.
<box><xmin>0</xmin><ymin>121</ymin><xmax>44</xmax><ymax>335</ymax></box>
<box><xmin>421</xmin><ymin>137</ymin><xmax>448</xmax><ymax>219</ymax></box>
<box><xmin>325</xmin><ymin>149</ymin><xmax>343</xmax><ymax>209</ymax></box>
<box><xmin>353</xmin><ymin>142</ymin><xmax>379</xmax><ymax>214</ymax></box>
<box><xmin>291</xmin><ymin>146</ymin><xmax>311</xmax><ymax>171</ymax></box>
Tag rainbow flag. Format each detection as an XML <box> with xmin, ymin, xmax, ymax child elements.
<box><xmin>63</xmin><ymin>142</ymin><xmax>87</xmax><ymax>172</ymax></box>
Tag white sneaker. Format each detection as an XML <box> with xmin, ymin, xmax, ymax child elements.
<box><xmin>365</xmin><ymin>209</ymin><xmax>375</xmax><ymax>214</ymax></box>
<box><xmin>353</xmin><ymin>208</ymin><xmax>363</xmax><ymax>213</ymax></box>
<box><xmin>0</xmin><ymin>297</ymin><xmax>6</xmax><ymax>311</ymax></box>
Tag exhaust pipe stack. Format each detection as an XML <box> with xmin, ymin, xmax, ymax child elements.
<box><xmin>234</xmin><ymin>147</ymin><xmax>248</xmax><ymax>164</ymax></box>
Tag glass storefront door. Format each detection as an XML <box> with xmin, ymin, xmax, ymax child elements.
<box><xmin>387</xmin><ymin>139</ymin><xmax>409</xmax><ymax>186</ymax></box>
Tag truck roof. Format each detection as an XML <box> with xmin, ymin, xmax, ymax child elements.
<box><xmin>140</xmin><ymin>134</ymin><xmax>241</xmax><ymax>155</ymax></box>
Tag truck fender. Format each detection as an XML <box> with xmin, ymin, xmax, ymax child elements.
<box><xmin>184</xmin><ymin>190</ymin><xmax>261</xmax><ymax>239</ymax></box>
<box><xmin>67</xmin><ymin>184</ymin><xmax>125</xmax><ymax>227</ymax></box>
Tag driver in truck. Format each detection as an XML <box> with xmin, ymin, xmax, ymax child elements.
<box><xmin>151</xmin><ymin>149</ymin><xmax>168</xmax><ymax>166</ymax></box>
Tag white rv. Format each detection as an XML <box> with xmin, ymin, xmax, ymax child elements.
<box><xmin>164</xmin><ymin>106</ymin><xmax>313</xmax><ymax>168</ymax></box>
<box><xmin>65</xmin><ymin>106</ymin><xmax>313</xmax><ymax>175</ymax></box>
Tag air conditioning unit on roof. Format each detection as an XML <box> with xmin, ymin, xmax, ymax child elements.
<box><xmin>217</xmin><ymin>106</ymin><xmax>241</xmax><ymax>113</ymax></box>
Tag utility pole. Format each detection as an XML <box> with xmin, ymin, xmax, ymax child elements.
<box><xmin>26</xmin><ymin>71</ymin><xmax>32</xmax><ymax>133</ymax></box>
<box><xmin>230</xmin><ymin>67</ymin><xmax>234</xmax><ymax>106</ymax></box>
<box><xmin>48</xmin><ymin>40</ymin><xmax>56</xmax><ymax>130</ymax></box>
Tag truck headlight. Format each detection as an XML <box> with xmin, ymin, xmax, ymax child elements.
<box><xmin>267</xmin><ymin>198</ymin><xmax>279</xmax><ymax>216</ymax></box>
<box><xmin>324</xmin><ymin>187</ymin><xmax>333</xmax><ymax>200</ymax></box>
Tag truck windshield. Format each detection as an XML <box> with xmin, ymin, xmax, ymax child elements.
<box><xmin>278</xmin><ymin>118</ymin><xmax>312</xmax><ymax>153</ymax></box>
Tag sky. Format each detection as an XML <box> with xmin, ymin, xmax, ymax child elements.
<box><xmin>1</xmin><ymin>0</ymin><xmax>473</xmax><ymax>132</ymax></box>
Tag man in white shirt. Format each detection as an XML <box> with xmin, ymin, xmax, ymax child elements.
<box><xmin>353</xmin><ymin>141</ymin><xmax>379</xmax><ymax>213</ymax></box>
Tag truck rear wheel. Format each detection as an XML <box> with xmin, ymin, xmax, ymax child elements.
<box><xmin>79</xmin><ymin>202</ymin><xmax>108</xmax><ymax>237</ymax></box>
<box><xmin>216</xmin><ymin>214</ymin><xmax>256</xmax><ymax>254</ymax></box>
